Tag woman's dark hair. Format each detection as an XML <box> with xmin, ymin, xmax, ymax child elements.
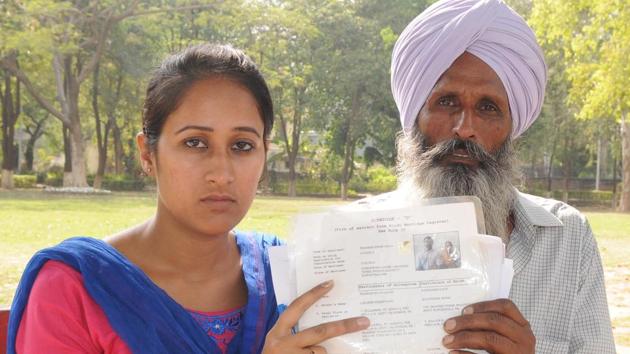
<box><xmin>142</xmin><ymin>43</ymin><xmax>274</xmax><ymax>151</ymax></box>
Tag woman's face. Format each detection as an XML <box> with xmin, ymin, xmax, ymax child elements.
<box><xmin>142</xmin><ymin>77</ymin><xmax>266</xmax><ymax>237</ymax></box>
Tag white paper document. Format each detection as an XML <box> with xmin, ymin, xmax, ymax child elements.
<box><xmin>269</xmin><ymin>200</ymin><xmax>513</xmax><ymax>354</ymax></box>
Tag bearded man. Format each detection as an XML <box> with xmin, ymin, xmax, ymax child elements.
<box><xmin>353</xmin><ymin>0</ymin><xmax>616</xmax><ymax>352</ymax></box>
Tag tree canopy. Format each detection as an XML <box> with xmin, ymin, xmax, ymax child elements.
<box><xmin>0</xmin><ymin>0</ymin><xmax>627</xmax><ymax>207</ymax></box>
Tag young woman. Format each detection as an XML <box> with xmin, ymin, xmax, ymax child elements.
<box><xmin>7</xmin><ymin>44</ymin><xmax>368</xmax><ymax>354</ymax></box>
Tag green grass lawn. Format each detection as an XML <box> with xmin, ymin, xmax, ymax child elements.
<box><xmin>583</xmin><ymin>211</ymin><xmax>630</xmax><ymax>268</ymax></box>
<box><xmin>0</xmin><ymin>190</ymin><xmax>344</xmax><ymax>306</ymax></box>
<box><xmin>1</xmin><ymin>190</ymin><xmax>629</xmax><ymax>348</ymax></box>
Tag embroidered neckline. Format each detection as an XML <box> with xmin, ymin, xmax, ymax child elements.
<box><xmin>188</xmin><ymin>306</ymin><xmax>244</xmax><ymax>353</ymax></box>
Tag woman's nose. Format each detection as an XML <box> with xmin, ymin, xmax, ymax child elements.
<box><xmin>204</xmin><ymin>153</ymin><xmax>235</xmax><ymax>185</ymax></box>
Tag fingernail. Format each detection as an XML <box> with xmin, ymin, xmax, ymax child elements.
<box><xmin>444</xmin><ymin>319</ymin><xmax>456</xmax><ymax>331</ymax></box>
<box><xmin>356</xmin><ymin>317</ymin><xmax>370</xmax><ymax>328</ymax></box>
<box><xmin>443</xmin><ymin>335</ymin><xmax>454</xmax><ymax>345</ymax></box>
<box><xmin>320</xmin><ymin>280</ymin><xmax>334</xmax><ymax>288</ymax></box>
<box><xmin>462</xmin><ymin>306</ymin><xmax>474</xmax><ymax>315</ymax></box>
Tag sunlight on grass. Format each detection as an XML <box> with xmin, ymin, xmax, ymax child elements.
<box><xmin>0</xmin><ymin>191</ymin><xmax>347</xmax><ymax>306</ymax></box>
<box><xmin>584</xmin><ymin>212</ymin><xmax>630</xmax><ymax>268</ymax></box>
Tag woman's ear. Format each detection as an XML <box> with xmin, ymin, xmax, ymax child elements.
<box><xmin>136</xmin><ymin>132</ymin><xmax>155</xmax><ymax>176</ymax></box>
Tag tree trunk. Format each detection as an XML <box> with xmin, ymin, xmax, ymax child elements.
<box><xmin>93</xmin><ymin>64</ymin><xmax>104</xmax><ymax>189</ymax></box>
<box><xmin>124</xmin><ymin>132</ymin><xmax>137</xmax><ymax>175</ymax></box>
<box><xmin>1</xmin><ymin>69</ymin><xmax>20</xmax><ymax>189</ymax></box>
<box><xmin>562</xmin><ymin>135</ymin><xmax>572</xmax><ymax>203</ymax></box>
<box><xmin>23</xmin><ymin>117</ymin><xmax>46</xmax><ymax>172</ymax></box>
<box><xmin>530</xmin><ymin>152</ymin><xmax>536</xmax><ymax>178</ymax></box>
<box><xmin>93</xmin><ymin>171</ymin><xmax>103</xmax><ymax>190</ymax></box>
<box><xmin>1</xmin><ymin>169</ymin><xmax>13</xmax><ymax>189</ymax></box>
<box><xmin>595</xmin><ymin>136</ymin><xmax>601</xmax><ymax>191</ymax></box>
<box><xmin>612</xmin><ymin>156</ymin><xmax>618</xmax><ymax>209</ymax></box>
<box><xmin>545</xmin><ymin>133</ymin><xmax>558</xmax><ymax>197</ymax></box>
<box><xmin>24</xmin><ymin>141</ymin><xmax>35</xmax><ymax>172</ymax></box>
<box><xmin>287</xmin><ymin>162</ymin><xmax>297</xmax><ymax>197</ymax></box>
<box><xmin>62</xmin><ymin>126</ymin><xmax>72</xmax><ymax>183</ymax></box>
<box><xmin>340</xmin><ymin>138</ymin><xmax>356</xmax><ymax>200</ymax></box>
<box><xmin>601</xmin><ymin>138</ymin><xmax>609</xmax><ymax>179</ymax></box>
<box><xmin>288</xmin><ymin>88</ymin><xmax>304</xmax><ymax>197</ymax></box>
<box><xmin>66</xmin><ymin>118</ymin><xmax>88</xmax><ymax>187</ymax></box>
<box><xmin>340</xmin><ymin>87</ymin><xmax>362</xmax><ymax>200</ymax></box>
<box><xmin>277</xmin><ymin>87</ymin><xmax>304</xmax><ymax>198</ymax></box>
<box><xmin>64</xmin><ymin>75</ymin><xmax>88</xmax><ymax>188</ymax></box>
<box><xmin>620</xmin><ymin>112</ymin><xmax>630</xmax><ymax>212</ymax></box>
<box><xmin>94</xmin><ymin>125</ymin><xmax>109</xmax><ymax>189</ymax></box>
<box><xmin>546</xmin><ymin>153</ymin><xmax>554</xmax><ymax>195</ymax></box>
<box><xmin>113</xmin><ymin>122</ymin><xmax>124</xmax><ymax>174</ymax></box>
<box><xmin>340</xmin><ymin>183</ymin><xmax>348</xmax><ymax>200</ymax></box>
<box><xmin>259</xmin><ymin>158</ymin><xmax>270</xmax><ymax>194</ymax></box>
<box><xmin>92</xmin><ymin>63</ymin><xmax>110</xmax><ymax>190</ymax></box>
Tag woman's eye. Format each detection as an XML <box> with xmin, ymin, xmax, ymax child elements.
<box><xmin>232</xmin><ymin>141</ymin><xmax>254</xmax><ymax>152</ymax></box>
<box><xmin>184</xmin><ymin>138</ymin><xmax>207</xmax><ymax>149</ymax></box>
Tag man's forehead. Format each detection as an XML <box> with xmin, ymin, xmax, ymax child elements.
<box><xmin>432</xmin><ymin>52</ymin><xmax>509</xmax><ymax>102</ymax></box>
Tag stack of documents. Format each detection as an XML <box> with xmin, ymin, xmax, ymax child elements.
<box><xmin>269</xmin><ymin>198</ymin><xmax>513</xmax><ymax>353</ymax></box>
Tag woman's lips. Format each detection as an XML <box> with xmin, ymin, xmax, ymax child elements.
<box><xmin>201</xmin><ymin>194</ymin><xmax>236</xmax><ymax>202</ymax></box>
<box><xmin>199</xmin><ymin>194</ymin><xmax>236</xmax><ymax>209</ymax></box>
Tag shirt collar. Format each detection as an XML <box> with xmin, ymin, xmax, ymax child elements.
<box><xmin>508</xmin><ymin>191</ymin><xmax>563</xmax><ymax>275</ymax></box>
<box><xmin>515</xmin><ymin>192</ymin><xmax>563</xmax><ymax>228</ymax></box>
<box><xmin>509</xmin><ymin>191</ymin><xmax>563</xmax><ymax>255</ymax></box>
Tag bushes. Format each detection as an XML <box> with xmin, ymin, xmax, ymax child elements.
<box><xmin>525</xmin><ymin>189</ymin><xmax>614</xmax><ymax>204</ymax></box>
<box><xmin>268</xmin><ymin>165</ymin><xmax>397</xmax><ymax>197</ymax></box>
<box><xmin>13</xmin><ymin>175</ymin><xmax>37</xmax><ymax>188</ymax></box>
<box><xmin>349</xmin><ymin>165</ymin><xmax>397</xmax><ymax>194</ymax></box>
<box><xmin>364</xmin><ymin>166</ymin><xmax>397</xmax><ymax>193</ymax></box>
<box><xmin>87</xmin><ymin>174</ymin><xmax>146</xmax><ymax>191</ymax></box>
<box><xmin>271</xmin><ymin>179</ymin><xmax>346</xmax><ymax>196</ymax></box>
<box><xmin>45</xmin><ymin>172</ymin><xmax>63</xmax><ymax>187</ymax></box>
<box><xmin>9</xmin><ymin>171</ymin><xmax>147</xmax><ymax>191</ymax></box>
<box><xmin>569</xmin><ymin>190</ymin><xmax>613</xmax><ymax>203</ymax></box>
<box><xmin>7</xmin><ymin>173</ymin><xmax>71</xmax><ymax>189</ymax></box>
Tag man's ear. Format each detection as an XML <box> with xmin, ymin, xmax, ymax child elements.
<box><xmin>136</xmin><ymin>132</ymin><xmax>155</xmax><ymax>175</ymax></box>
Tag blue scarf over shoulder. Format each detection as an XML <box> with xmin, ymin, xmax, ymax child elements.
<box><xmin>7</xmin><ymin>232</ymin><xmax>282</xmax><ymax>354</ymax></box>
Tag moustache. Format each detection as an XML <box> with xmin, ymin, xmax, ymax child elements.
<box><xmin>421</xmin><ymin>139</ymin><xmax>498</xmax><ymax>167</ymax></box>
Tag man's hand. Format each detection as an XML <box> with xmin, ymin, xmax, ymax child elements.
<box><xmin>442</xmin><ymin>299</ymin><xmax>535</xmax><ymax>354</ymax></box>
<box><xmin>263</xmin><ymin>280</ymin><xmax>370</xmax><ymax>354</ymax></box>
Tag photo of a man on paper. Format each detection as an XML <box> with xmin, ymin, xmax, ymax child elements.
<box><xmin>413</xmin><ymin>232</ymin><xmax>461</xmax><ymax>271</ymax></box>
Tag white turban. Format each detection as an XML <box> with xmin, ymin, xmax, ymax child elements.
<box><xmin>391</xmin><ymin>0</ymin><xmax>547</xmax><ymax>138</ymax></box>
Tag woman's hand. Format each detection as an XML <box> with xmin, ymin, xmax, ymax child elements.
<box><xmin>263</xmin><ymin>280</ymin><xmax>370</xmax><ymax>354</ymax></box>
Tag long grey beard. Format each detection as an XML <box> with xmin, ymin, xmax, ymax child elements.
<box><xmin>396</xmin><ymin>129</ymin><xmax>519</xmax><ymax>242</ymax></box>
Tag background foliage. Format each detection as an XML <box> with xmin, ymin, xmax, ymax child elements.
<box><xmin>0</xmin><ymin>0</ymin><xmax>627</xmax><ymax>209</ymax></box>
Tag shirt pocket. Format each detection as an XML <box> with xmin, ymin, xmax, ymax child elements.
<box><xmin>536</xmin><ymin>339</ymin><xmax>569</xmax><ymax>353</ymax></box>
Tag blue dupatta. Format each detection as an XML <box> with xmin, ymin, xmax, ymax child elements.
<box><xmin>7</xmin><ymin>231</ymin><xmax>281</xmax><ymax>354</ymax></box>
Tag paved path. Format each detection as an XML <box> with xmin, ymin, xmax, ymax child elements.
<box><xmin>606</xmin><ymin>266</ymin><xmax>630</xmax><ymax>353</ymax></box>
